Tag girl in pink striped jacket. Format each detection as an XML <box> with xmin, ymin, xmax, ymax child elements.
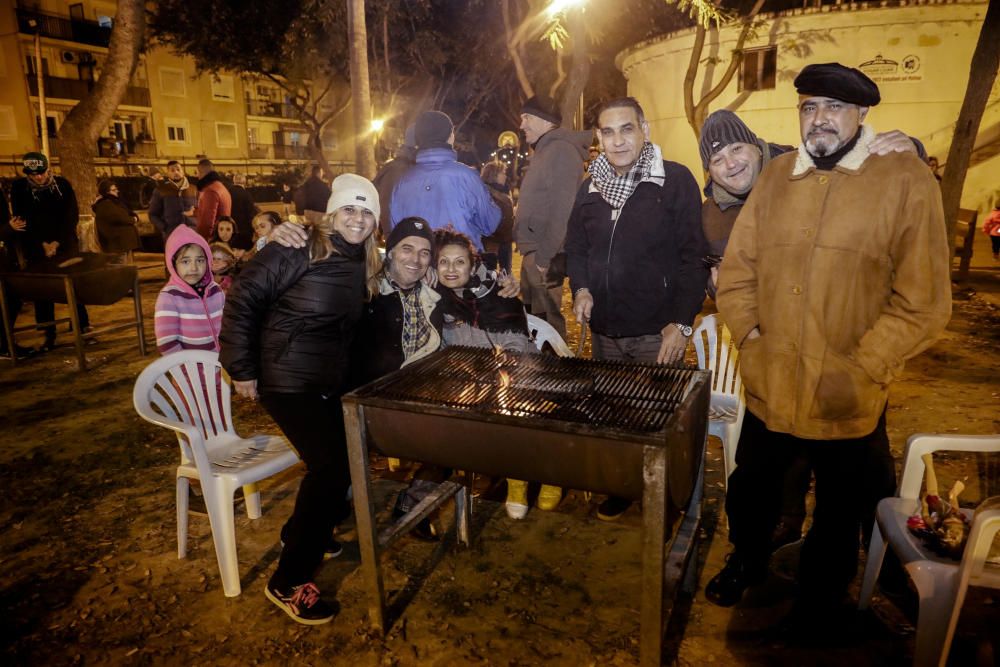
<box><xmin>154</xmin><ymin>225</ymin><xmax>224</xmax><ymax>354</ymax></box>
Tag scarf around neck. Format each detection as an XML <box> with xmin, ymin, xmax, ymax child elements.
<box><xmin>589</xmin><ymin>142</ymin><xmax>657</xmax><ymax>209</ymax></box>
<box><xmin>27</xmin><ymin>174</ymin><xmax>62</xmax><ymax>200</ymax></box>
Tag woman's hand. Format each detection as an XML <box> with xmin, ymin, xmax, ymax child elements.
<box><xmin>497</xmin><ymin>271</ymin><xmax>520</xmax><ymax>298</ymax></box>
<box><xmin>234</xmin><ymin>379</ymin><xmax>258</xmax><ymax>400</ymax></box>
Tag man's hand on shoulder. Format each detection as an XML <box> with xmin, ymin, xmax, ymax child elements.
<box><xmin>269</xmin><ymin>221</ymin><xmax>309</xmax><ymax>248</ymax></box>
<box><xmin>868</xmin><ymin>130</ymin><xmax>918</xmax><ymax>156</ymax></box>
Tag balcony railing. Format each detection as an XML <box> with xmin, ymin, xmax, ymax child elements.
<box><xmin>245</xmin><ymin>98</ymin><xmax>299</xmax><ymax>120</ymax></box>
<box><xmin>48</xmin><ymin>138</ymin><xmax>156</xmax><ymax>159</ymax></box>
<box><xmin>27</xmin><ymin>76</ymin><xmax>151</xmax><ymax>107</ymax></box>
<box><xmin>17</xmin><ymin>8</ymin><xmax>111</xmax><ymax>48</ymax></box>
<box><xmin>247</xmin><ymin>144</ymin><xmax>310</xmax><ymax>160</ymax></box>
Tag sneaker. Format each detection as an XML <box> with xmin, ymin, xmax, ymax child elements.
<box><xmin>323</xmin><ymin>538</ymin><xmax>343</xmax><ymax>559</ymax></box>
<box><xmin>264</xmin><ymin>581</ymin><xmax>336</xmax><ymax>625</ymax></box>
<box><xmin>536</xmin><ymin>484</ymin><xmax>562</xmax><ymax>511</ymax></box>
<box><xmin>0</xmin><ymin>344</ymin><xmax>36</xmax><ymax>359</ymax></box>
<box><xmin>704</xmin><ymin>553</ymin><xmax>767</xmax><ymax>607</ymax></box>
<box><xmin>505</xmin><ymin>479</ymin><xmax>529</xmax><ymax>519</ymax></box>
<box><xmin>597</xmin><ymin>496</ymin><xmax>631</xmax><ymax>521</ymax></box>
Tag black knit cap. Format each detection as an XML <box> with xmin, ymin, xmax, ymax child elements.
<box><xmin>699</xmin><ymin>110</ymin><xmax>759</xmax><ymax>169</ymax></box>
<box><xmin>794</xmin><ymin>63</ymin><xmax>880</xmax><ymax>107</ymax></box>
<box><xmin>520</xmin><ymin>95</ymin><xmax>562</xmax><ymax>126</ymax></box>
<box><xmin>386</xmin><ymin>217</ymin><xmax>435</xmax><ymax>255</ymax></box>
<box><xmin>415</xmin><ymin>110</ymin><xmax>454</xmax><ymax>149</ymax></box>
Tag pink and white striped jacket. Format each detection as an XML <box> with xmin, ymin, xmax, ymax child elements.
<box><xmin>154</xmin><ymin>225</ymin><xmax>224</xmax><ymax>355</ymax></box>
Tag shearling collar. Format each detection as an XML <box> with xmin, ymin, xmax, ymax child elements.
<box><xmin>792</xmin><ymin>124</ymin><xmax>875</xmax><ymax>177</ymax></box>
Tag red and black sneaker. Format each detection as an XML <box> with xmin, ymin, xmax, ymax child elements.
<box><xmin>265</xmin><ymin>581</ymin><xmax>337</xmax><ymax>625</ymax></box>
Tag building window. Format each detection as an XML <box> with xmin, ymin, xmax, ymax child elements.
<box><xmin>165</xmin><ymin>119</ymin><xmax>190</xmax><ymax>144</ymax></box>
<box><xmin>739</xmin><ymin>46</ymin><xmax>777</xmax><ymax>92</ymax></box>
<box><xmin>159</xmin><ymin>67</ymin><xmax>186</xmax><ymax>97</ymax></box>
<box><xmin>211</xmin><ymin>74</ymin><xmax>234</xmax><ymax>102</ymax></box>
<box><xmin>215</xmin><ymin>122</ymin><xmax>238</xmax><ymax>148</ymax></box>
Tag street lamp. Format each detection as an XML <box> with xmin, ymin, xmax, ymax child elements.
<box><xmin>370</xmin><ymin>118</ymin><xmax>385</xmax><ymax>133</ymax></box>
<box><xmin>546</xmin><ymin>0</ymin><xmax>585</xmax><ymax>16</ymax></box>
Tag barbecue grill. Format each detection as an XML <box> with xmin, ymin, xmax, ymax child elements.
<box><xmin>342</xmin><ymin>346</ymin><xmax>711</xmax><ymax>666</ymax></box>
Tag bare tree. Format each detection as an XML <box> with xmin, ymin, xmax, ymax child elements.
<box><xmin>681</xmin><ymin>0</ymin><xmax>764</xmax><ymax>139</ymax></box>
<box><xmin>940</xmin><ymin>0</ymin><xmax>1000</xmax><ymax>241</ymax></box>
<box><xmin>56</xmin><ymin>0</ymin><xmax>144</xmax><ymax>223</ymax></box>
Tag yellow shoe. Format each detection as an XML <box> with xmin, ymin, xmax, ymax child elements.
<box><xmin>537</xmin><ymin>484</ymin><xmax>562</xmax><ymax>511</ymax></box>
<box><xmin>505</xmin><ymin>479</ymin><xmax>529</xmax><ymax>519</ymax></box>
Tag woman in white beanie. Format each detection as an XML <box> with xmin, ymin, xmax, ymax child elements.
<box><xmin>219</xmin><ymin>174</ymin><xmax>381</xmax><ymax>625</ymax></box>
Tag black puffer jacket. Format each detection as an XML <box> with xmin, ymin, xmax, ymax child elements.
<box><xmin>565</xmin><ymin>160</ymin><xmax>708</xmax><ymax>337</ymax></box>
<box><xmin>219</xmin><ymin>234</ymin><xmax>366</xmax><ymax>395</ymax></box>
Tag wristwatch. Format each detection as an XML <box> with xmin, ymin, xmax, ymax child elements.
<box><xmin>673</xmin><ymin>323</ymin><xmax>693</xmax><ymax>337</ymax></box>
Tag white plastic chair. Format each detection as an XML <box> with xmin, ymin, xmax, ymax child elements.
<box><xmin>526</xmin><ymin>313</ymin><xmax>573</xmax><ymax>357</ymax></box>
<box><xmin>691</xmin><ymin>314</ymin><xmax>745</xmax><ymax>484</ymax></box>
<box><xmin>858</xmin><ymin>434</ymin><xmax>1000</xmax><ymax>667</ymax></box>
<box><xmin>132</xmin><ymin>351</ymin><xmax>300</xmax><ymax>597</ymax></box>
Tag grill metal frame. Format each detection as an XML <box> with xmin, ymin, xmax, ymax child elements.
<box><xmin>342</xmin><ymin>347</ymin><xmax>711</xmax><ymax>667</ymax></box>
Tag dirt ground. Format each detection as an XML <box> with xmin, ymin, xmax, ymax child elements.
<box><xmin>1</xmin><ymin>231</ymin><xmax>998</xmax><ymax>666</ymax></box>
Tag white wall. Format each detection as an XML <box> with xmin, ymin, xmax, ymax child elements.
<box><xmin>618</xmin><ymin>1</ymin><xmax>997</xmax><ymax>210</ymax></box>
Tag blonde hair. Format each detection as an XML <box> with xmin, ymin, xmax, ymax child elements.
<box><xmin>309</xmin><ymin>211</ymin><xmax>381</xmax><ymax>300</ymax></box>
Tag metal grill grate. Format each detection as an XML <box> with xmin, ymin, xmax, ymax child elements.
<box><xmin>354</xmin><ymin>346</ymin><xmax>699</xmax><ymax>433</ymax></box>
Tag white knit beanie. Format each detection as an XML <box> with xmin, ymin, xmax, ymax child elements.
<box><xmin>326</xmin><ymin>173</ymin><xmax>380</xmax><ymax>220</ymax></box>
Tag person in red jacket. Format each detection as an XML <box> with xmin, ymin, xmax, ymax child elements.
<box><xmin>193</xmin><ymin>158</ymin><xmax>232</xmax><ymax>240</ymax></box>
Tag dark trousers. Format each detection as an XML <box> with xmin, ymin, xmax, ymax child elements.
<box><xmin>726</xmin><ymin>410</ymin><xmax>895</xmax><ymax>607</ymax></box>
<box><xmin>991</xmin><ymin>235</ymin><xmax>1000</xmax><ymax>255</ymax></box>
<box><xmin>34</xmin><ymin>301</ymin><xmax>89</xmax><ymax>342</ymax></box>
<box><xmin>260</xmin><ymin>391</ymin><xmax>352</xmax><ymax>590</ymax></box>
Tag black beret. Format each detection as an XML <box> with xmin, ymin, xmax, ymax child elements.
<box><xmin>794</xmin><ymin>63</ymin><xmax>880</xmax><ymax>107</ymax></box>
<box><xmin>521</xmin><ymin>95</ymin><xmax>562</xmax><ymax>126</ymax></box>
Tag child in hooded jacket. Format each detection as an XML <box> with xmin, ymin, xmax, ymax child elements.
<box><xmin>155</xmin><ymin>225</ymin><xmax>225</xmax><ymax>354</ymax></box>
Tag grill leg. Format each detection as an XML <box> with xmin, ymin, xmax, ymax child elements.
<box><xmin>454</xmin><ymin>474</ymin><xmax>471</xmax><ymax>547</ymax></box>
<box><xmin>64</xmin><ymin>276</ymin><xmax>86</xmax><ymax>371</ymax></box>
<box><xmin>133</xmin><ymin>273</ymin><xmax>147</xmax><ymax>356</ymax></box>
<box><xmin>343</xmin><ymin>401</ymin><xmax>386</xmax><ymax>633</ymax></box>
<box><xmin>640</xmin><ymin>444</ymin><xmax>668</xmax><ymax>667</ymax></box>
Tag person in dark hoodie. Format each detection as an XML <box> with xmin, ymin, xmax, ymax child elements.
<box><xmin>372</xmin><ymin>125</ymin><xmax>416</xmax><ymax>240</ymax></box>
<box><xmin>8</xmin><ymin>152</ymin><xmax>89</xmax><ymax>352</ymax></box>
<box><xmin>92</xmin><ymin>179</ymin><xmax>141</xmax><ymax>254</ymax></box>
<box><xmin>148</xmin><ymin>160</ymin><xmax>198</xmax><ymax>240</ymax></box>
<box><xmin>515</xmin><ymin>95</ymin><xmax>591</xmax><ymax>342</ymax></box>
<box><xmin>194</xmin><ymin>158</ymin><xmax>232</xmax><ymax>240</ymax></box>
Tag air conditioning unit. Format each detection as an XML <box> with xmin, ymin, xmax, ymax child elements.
<box><xmin>61</xmin><ymin>50</ymin><xmax>80</xmax><ymax>64</ymax></box>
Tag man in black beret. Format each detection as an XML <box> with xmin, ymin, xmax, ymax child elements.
<box><xmin>707</xmin><ymin>62</ymin><xmax>952</xmax><ymax>636</ymax></box>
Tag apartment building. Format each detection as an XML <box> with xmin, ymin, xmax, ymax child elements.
<box><xmin>0</xmin><ymin>1</ymin><xmax>357</xmax><ymax>179</ymax></box>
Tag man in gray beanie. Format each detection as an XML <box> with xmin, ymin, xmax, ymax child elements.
<box><xmin>390</xmin><ymin>110</ymin><xmax>500</xmax><ymax>250</ymax></box>
<box><xmin>707</xmin><ymin>63</ymin><xmax>951</xmax><ymax>640</ymax></box>
<box><xmin>515</xmin><ymin>95</ymin><xmax>591</xmax><ymax>344</ymax></box>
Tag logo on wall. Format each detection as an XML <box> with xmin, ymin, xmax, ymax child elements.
<box><xmin>858</xmin><ymin>54</ymin><xmax>923</xmax><ymax>83</ymax></box>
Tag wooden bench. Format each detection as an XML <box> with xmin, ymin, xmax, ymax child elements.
<box><xmin>954</xmin><ymin>208</ymin><xmax>977</xmax><ymax>281</ymax></box>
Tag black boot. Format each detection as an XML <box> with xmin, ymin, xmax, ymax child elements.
<box><xmin>705</xmin><ymin>552</ymin><xmax>767</xmax><ymax>607</ymax></box>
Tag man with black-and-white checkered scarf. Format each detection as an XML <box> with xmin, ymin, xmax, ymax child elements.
<box><xmin>564</xmin><ymin>96</ymin><xmax>709</xmax><ymax>520</ymax></box>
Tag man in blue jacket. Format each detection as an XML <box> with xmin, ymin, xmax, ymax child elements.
<box><xmin>390</xmin><ymin>111</ymin><xmax>500</xmax><ymax>250</ymax></box>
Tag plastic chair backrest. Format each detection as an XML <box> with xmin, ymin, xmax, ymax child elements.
<box><xmin>526</xmin><ymin>314</ymin><xmax>573</xmax><ymax>357</ymax></box>
<box><xmin>965</xmin><ymin>498</ymin><xmax>1000</xmax><ymax>587</ymax></box>
<box><xmin>692</xmin><ymin>314</ymin><xmax>741</xmax><ymax>396</ymax></box>
<box><xmin>132</xmin><ymin>350</ymin><xmax>236</xmax><ymax>468</ymax></box>
<box><xmin>897</xmin><ymin>434</ymin><xmax>1000</xmax><ymax>500</ymax></box>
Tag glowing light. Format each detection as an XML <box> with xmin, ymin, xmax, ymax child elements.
<box><xmin>546</xmin><ymin>0</ymin><xmax>584</xmax><ymax>16</ymax></box>
<box><xmin>370</xmin><ymin>118</ymin><xmax>385</xmax><ymax>133</ymax></box>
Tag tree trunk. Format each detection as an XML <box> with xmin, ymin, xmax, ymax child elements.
<box><xmin>347</xmin><ymin>0</ymin><xmax>375</xmax><ymax>178</ymax></box>
<box><xmin>941</xmin><ymin>0</ymin><xmax>1000</xmax><ymax>241</ymax></box>
<box><xmin>683</xmin><ymin>0</ymin><xmax>765</xmax><ymax>140</ymax></box>
<box><xmin>559</xmin><ymin>9</ymin><xmax>590</xmax><ymax>129</ymax></box>
<box><xmin>56</xmin><ymin>0</ymin><xmax>144</xmax><ymax>250</ymax></box>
